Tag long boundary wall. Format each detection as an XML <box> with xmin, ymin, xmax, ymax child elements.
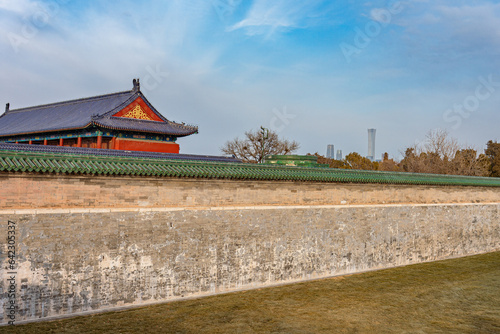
<box><xmin>2</xmin><ymin>174</ymin><xmax>500</xmax><ymax>209</ymax></box>
<box><xmin>0</xmin><ymin>174</ymin><xmax>499</xmax><ymax>324</ymax></box>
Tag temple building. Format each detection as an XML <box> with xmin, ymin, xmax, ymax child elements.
<box><xmin>0</xmin><ymin>79</ymin><xmax>198</xmax><ymax>153</ymax></box>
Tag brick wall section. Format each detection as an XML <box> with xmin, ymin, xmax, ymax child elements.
<box><xmin>1</xmin><ymin>173</ymin><xmax>500</xmax><ymax>209</ymax></box>
<box><xmin>0</xmin><ymin>173</ymin><xmax>499</xmax><ymax>324</ymax></box>
<box><xmin>0</xmin><ymin>204</ymin><xmax>499</xmax><ymax>323</ymax></box>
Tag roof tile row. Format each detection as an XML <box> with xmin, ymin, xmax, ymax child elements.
<box><xmin>1</xmin><ymin>143</ymin><xmax>500</xmax><ymax>187</ymax></box>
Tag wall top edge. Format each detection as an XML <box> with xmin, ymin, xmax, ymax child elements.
<box><xmin>1</xmin><ymin>148</ymin><xmax>500</xmax><ymax>187</ymax></box>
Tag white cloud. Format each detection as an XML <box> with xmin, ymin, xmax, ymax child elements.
<box><xmin>395</xmin><ymin>2</ymin><xmax>500</xmax><ymax>59</ymax></box>
<box><xmin>436</xmin><ymin>3</ymin><xmax>500</xmax><ymax>47</ymax></box>
<box><xmin>0</xmin><ymin>0</ymin><xmax>36</xmax><ymax>14</ymax></box>
<box><xmin>229</xmin><ymin>0</ymin><xmax>329</xmax><ymax>37</ymax></box>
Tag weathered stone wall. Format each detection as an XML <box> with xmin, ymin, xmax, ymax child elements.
<box><xmin>0</xmin><ymin>174</ymin><xmax>499</xmax><ymax>324</ymax></box>
<box><xmin>1</xmin><ymin>173</ymin><xmax>500</xmax><ymax>209</ymax></box>
<box><xmin>1</xmin><ymin>203</ymin><xmax>499</xmax><ymax>324</ymax></box>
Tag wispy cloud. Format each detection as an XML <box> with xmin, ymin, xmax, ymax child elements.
<box><xmin>396</xmin><ymin>2</ymin><xmax>500</xmax><ymax>61</ymax></box>
<box><xmin>229</xmin><ymin>0</ymin><xmax>330</xmax><ymax>37</ymax></box>
<box><xmin>435</xmin><ymin>3</ymin><xmax>500</xmax><ymax>53</ymax></box>
<box><xmin>0</xmin><ymin>0</ymin><xmax>36</xmax><ymax>14</ymax></box>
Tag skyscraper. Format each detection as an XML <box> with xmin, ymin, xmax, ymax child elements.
<box><xmin>336</xmin><ymin>149</ymin><xmax>342</xmax><ymax>160</ymax></box>
<box><xmin>326</xmin><ymin>144</ymin><xmax>334</xmax><ymax>159</ymax></box>
<box><xmin>367</xmin><ymin>129</ymin><xmax>376</xmax><ymax>161</ymax></box>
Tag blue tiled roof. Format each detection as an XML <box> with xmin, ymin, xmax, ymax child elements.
<box><xmin>0</xmin><ymin>142</ymin><xmax>240</xmax><ymax>163</ymax></box>
<box><xmin>0</xmin><ymin>84</ymin><xmax>198</xmax><ymax>137</ymax></box>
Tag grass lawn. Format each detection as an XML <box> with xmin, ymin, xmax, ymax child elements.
<box><xmin>3</xmin><ymin>251</ymin><xmax>500</xmax><ymax>333</ymax></box>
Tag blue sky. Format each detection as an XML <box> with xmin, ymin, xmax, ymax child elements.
<box><xmin>1</xmin><ymin>0</ymin><xmax>499</xmax><ymax>159</ymax></box>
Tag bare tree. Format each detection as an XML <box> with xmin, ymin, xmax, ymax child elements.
<box><xmin>401</xmin><ymin>129</ymin><xmax>488</xmax><ymax>175</ymax></box>
<box><xmin>221</xmin><ymin>128</ymin><xmax>300</xmax><ymax>163</ymax></box>
<box><xmin>424</xmin><ymin>129</ymin><xmax>460</xmax><ymax>161</ymax></box>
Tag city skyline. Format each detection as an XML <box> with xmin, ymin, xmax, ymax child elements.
<box><xmin>1</xmin><ymin>1</ymin><xmax>499</xmax><ymax>159</ymax></box>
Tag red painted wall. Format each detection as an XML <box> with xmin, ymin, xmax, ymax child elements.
<box><xmin>115</xmin><ymin>138</ymin><xmax>179</xmax><ymax>153</ymax></box>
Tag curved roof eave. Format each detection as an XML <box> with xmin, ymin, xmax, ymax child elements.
<box><xmin>93</xmin><ymin>120</ymin><xmax>198</xmax><ymax>137</ymax></box>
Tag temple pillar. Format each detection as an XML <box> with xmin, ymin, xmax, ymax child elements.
<box><xmin>29</xmin><ymin>140</ymin><xmax>32</xmax><ymax>144</ymax></box>
<box><xmin>110</xmin><ymin>137</ymin><xmax>115</xmax><ymax>150</ymax></box>
<box><xmin>59</xmin><ymin>138</ymin><xmax>64</xmax><ymax>146</ymax></box>
<box><xmin>44</xmin><ymin>139</ymin><xmax>48</xmax><ymax>145</ymax></box>
<box><xmin>97</xmin><ymin>135</ymin><xmax>102</xmax><ymax>149</ymax></box>
<box><xmin>77</xmin><ymin>137</ymin><xmax>82</xmax><ymax>148</ymax></box>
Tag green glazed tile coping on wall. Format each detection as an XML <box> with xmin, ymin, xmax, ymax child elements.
<box><xmin>1</xmin><ymin>147</ymin><xmax>500</xmax><ymax>187</ymax></box>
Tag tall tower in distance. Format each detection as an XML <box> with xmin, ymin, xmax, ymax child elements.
<box><xmin>367</xmin><ymin>128</ymin><xmax>376</xmax><ymax>161</ymax></box>
<box><xmin>326</xmin><ymin>144</ymin><xmax>335</xmax><ymax>159</ymax></box>
<box><xmin>336</xmin><ymin>149</ymin><xmax>342</xmax><ymax>160</ymax></box>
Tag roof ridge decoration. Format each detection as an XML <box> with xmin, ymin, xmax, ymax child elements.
<box><xmin>133</xmin><ymin>78</ymin><xmax>140</xmax><ymax>92</ymax></box>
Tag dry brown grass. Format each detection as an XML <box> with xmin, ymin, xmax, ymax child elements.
<box><xmin>3</xmin><ymin>251</ymin><xmax>500</xmax><ymax>333</ymax></box>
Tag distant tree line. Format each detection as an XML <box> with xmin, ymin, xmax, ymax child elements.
<box><xmin>221</xmin><ymin>128</ymin><xmax>500</xmax><ymax>177</ymax></box>
<box><xmin>311</xmin><ymin>130</ymin><xmax>500</xmax><ymax>177</ymax></box>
